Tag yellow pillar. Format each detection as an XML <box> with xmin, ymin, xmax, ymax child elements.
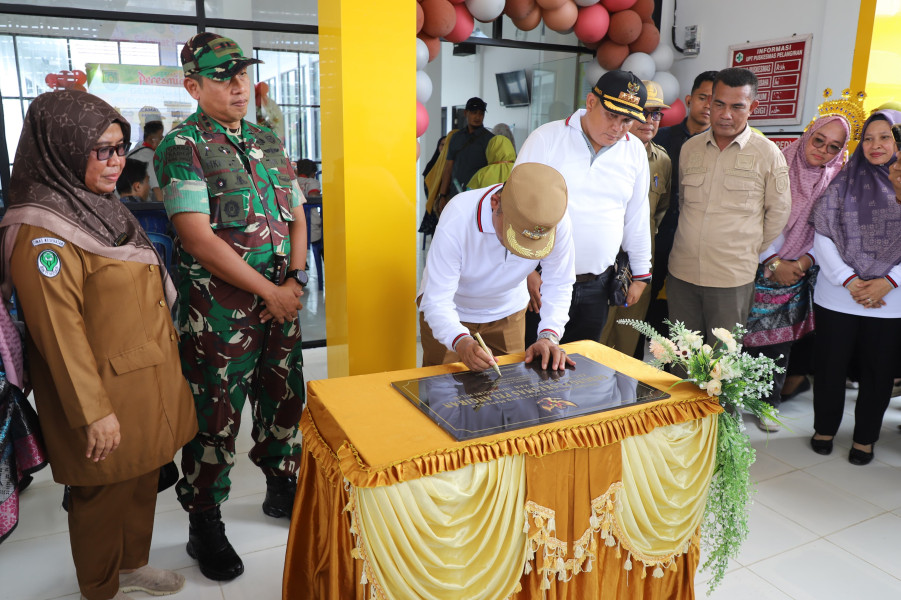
<box><xmin>318</xmin><ymin>1</ymin><xmax>417</xmax><ymax>376</ymax></box>
<box><xmin>858</xmin><ymin>0</ymin><xmax>901</xmax><ymax>112</ymax></box>
<box><xmin>850</xmin><ymin>0</ymin><xmax>877</xmax><ymax>98</ymax></box>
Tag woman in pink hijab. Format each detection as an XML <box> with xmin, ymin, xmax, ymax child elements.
<box><xmin>744</xmin><ymin>114</ymin><xmax>851</xmax><ymax>431</ymax></box>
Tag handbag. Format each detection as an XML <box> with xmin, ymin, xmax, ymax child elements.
<box><xmin>608</xmin><ymin>249</ymin><xmax>632</xmax><ymax>307</ymax></box>
<box><xmin>744</xmin><ymin>265</ymin><xmax>819</xmax><ymax>347</ymax></box>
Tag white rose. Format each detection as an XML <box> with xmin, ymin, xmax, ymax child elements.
<box><xmin>706</xmin><ymin>379</ymin><xmax>722</xmax><ymax>396</ymax></box>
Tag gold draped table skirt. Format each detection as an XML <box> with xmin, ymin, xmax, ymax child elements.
<box><xmin>283</xmin><ymin>341</ymin><xmax>721</xmax><ymax>599</ymax></box>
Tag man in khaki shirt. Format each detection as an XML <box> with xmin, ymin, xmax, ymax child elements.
<box><xmin>667</xmin><ymin>68</ymin><xmax>791</xmax><ymax>341</ymax></box>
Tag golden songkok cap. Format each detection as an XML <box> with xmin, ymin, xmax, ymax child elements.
<box><xmin>642</xmin><ymin>80</ymin><xmax>670</xmax><ymax>109</ymax></box>
<box><xmin>592</xmin><ymin>70</ymin><xmax>648</xmax><ymax>123</ymax></box>
<box><xmin>808</xmin><ymin>88</ymin><xmax>867</xmax><ymax>141</ymax></box>
<box><xmin>499</xmin><ymin>163</ymin><xmax>568</xmax><ymax>260</ymax></box>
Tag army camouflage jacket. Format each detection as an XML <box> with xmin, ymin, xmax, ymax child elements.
<box><xmin>154</xmin><ymin>108</ymin><xmax>304</xmax><ymax>333</ymax></box>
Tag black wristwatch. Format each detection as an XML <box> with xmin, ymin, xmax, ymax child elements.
<box><xmin>285</xmin><ymin>269</ymin><xmax>309</xmax><ymax>287</ymax></box>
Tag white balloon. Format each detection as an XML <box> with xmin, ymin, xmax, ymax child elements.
<box><xmin>417</xmin><ymin>70</ymin><xmax>433</xmax><ymax>104</ymax></box>
<box><xmin>653</xmin><ymin>71</ymin><xmax>680</xmax><ymax>105</ymax></box>
<box><xmin>621</xmin><ymin>52</ymin><xmax>655</xmax><ymax>81</ymax></box>
<box><xmin>465</xmin><ymin>0</ymin><xmax>505</xmax><ymax>22</ymax></box>
<box><xmin>416</xmin><ymin>38</ymin><xmax>429</xmax><ymax>71</ymax></box>
<box><xmin>575</xmin><ymin>0</ymin><xmax>600</xmax><ymax>6</ymax></box>
<box><xmin>584</xmin><ymin>60</ymin><xmax>607</xmax><ymax>85</ymax></box>
<box><xmin>650</xmin><ymin>44</ymin><xmax>674</xmax><ymax>72</ymax></box>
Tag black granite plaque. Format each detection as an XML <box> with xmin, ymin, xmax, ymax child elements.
<box><xmin>391</xmin><ymin>354</ymin><xmax>671</xmax><ymax>441</ymax></box>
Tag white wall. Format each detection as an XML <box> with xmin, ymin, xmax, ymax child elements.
<box><xmin>660</xmin><ymin>0</ymin><xmax>862</xmax><ymax>132</ymax></box>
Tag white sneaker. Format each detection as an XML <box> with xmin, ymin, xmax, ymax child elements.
<box><xmin>755</xmin><ymin>414</ymin><xmax>781</xmax><ymax>433</ymax></box>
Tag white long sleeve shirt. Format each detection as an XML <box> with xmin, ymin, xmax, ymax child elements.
<box><xmin>813</xmin><ymin>232</ymin><xmax>901</xmax><ymax>318</ymax></box>
<box><xmin>515</xmin><ymin>110</ymin><xmax>651</xmax><ymax>278</ymax></box>
<box><xmin>418</xmin><ymin>184</ymin><xmax>576</xmax><ymax>350</ymax></box>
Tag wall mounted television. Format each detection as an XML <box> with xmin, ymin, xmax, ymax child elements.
<box><xmin>495</xmin><ymin>70</ymin><xmax>530</xmax><ymax>107</ymax></box>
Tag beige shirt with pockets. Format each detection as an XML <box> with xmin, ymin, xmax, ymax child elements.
<box><xmin>669</xmin><ymin>126</ymin><xmax>791</xmax><ymax>288</ymax></box>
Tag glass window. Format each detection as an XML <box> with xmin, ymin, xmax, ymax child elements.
<box><xmin>22</xmin><ymin>0</ymin><xmax>196</xmax><ymax>17</ymax></box>
<box><xmin>15</xmin><ymin>36</ymin><xmax>70</xmax><ymax>98</ymax></box>
<box><xmin>120</xmin><ymin>41</ymin><xmax>160</xmax><ymax>66</ymax></box>
<box><xmin>0</xmin><ymin>35</ymin><xmax>19</xmax><ymax>98</ymax></box>
<box><xmin>206</xmin><ymin>0</ymin><xmax>317</xmax><ymax>26</ymax></box>
<box><xmin>70</xmin><ymin>39</ymin><xmax>120</xmax><ymax>73</ymax></box>
<box><xmin>3</xmin><ymin>98</ymin><xmax>23</xmax><ymax>165</ymax></box>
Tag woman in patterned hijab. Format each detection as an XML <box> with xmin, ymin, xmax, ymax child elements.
<box><xmin>0</xmin><ymin>91</ymin><xmax>196</xmax><ymax>600</ymax></box>
<box><xmin>809</xmin><ymin>109</ymin><xmax>901</xmax><ymax>465</ymax></box>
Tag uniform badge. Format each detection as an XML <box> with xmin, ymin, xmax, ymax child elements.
<box><xmin>37</xmin><ymin>249</ymin><xmax>61</xmax><ymax>278</ymax></box>
<box><xmin>222</xmin><ymin>196</ymin><xmax>243</xmax><ymax>218</ymax></box>
<box><xmin>522</xmin><ymin>225</ymin><xmax>548</xmax><ymax>240</ymax></box>
<box><xmin>31</xmin><ymin>237</ymin><xmax>65</xmax><ymax>248</ymax></box>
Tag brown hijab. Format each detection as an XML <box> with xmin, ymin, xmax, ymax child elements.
<box><xmin>0</xmin><ymin>90</ymin><xmax>174</xmax><ymax>302</ymax></box>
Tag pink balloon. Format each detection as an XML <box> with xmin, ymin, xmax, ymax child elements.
<box><xmin>445</xmin><ymin>3</ymin><xmax>475</xmax><ymax>42</ymax></box>
<box><xmin>573</xmin><ymin>4</ymin><xmax>609</xmax><ymax>43</ymax></box>
<box><xmin>659</xmin><ymin>97</ymin><xmax>686</xmax><ymax>127</ymax></box>
<box><xmin>600</xmin><ymin>0</ymin><xmax>636</xmax><ymax>11</ymax></box>
<box><xmin>416</xmin><ymin>101</ymin><xmax>430</xmax><ymax>137</ymax></box>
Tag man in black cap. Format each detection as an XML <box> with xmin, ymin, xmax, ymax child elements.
<box><xmin>436</xmin><ymin>96</ymin><xmax>495</xmax><ymax>211</ymax></box>
<box><xmin>516</xmin><ymin>70</ymin><xmax>652</xmax><ymax>345</ymax></box>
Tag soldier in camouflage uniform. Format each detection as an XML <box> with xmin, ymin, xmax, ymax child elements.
<box><xmin>154</xmin><ymin>32</ymin><xmax>309</xmax><ymax>582</ymax></box>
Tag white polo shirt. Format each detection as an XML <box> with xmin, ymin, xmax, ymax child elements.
<box><xmin>418</xmin><ymin>184</ymin><xmax>575</xmax><ymax>350</ymax></box>
<box><xmin>515</xmin><ymin>109</ymin><xmax>651</xmax><ymax>278</ymax></box>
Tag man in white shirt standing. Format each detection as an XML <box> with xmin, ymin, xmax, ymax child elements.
<box><xmin>516</xmin><ymin>70</ymin><xmax>652</xmax><ymax>345</ymax></box>
<box><xmin>418</xmin><ymin>162</ymin><xmax>575</xmax><ymax>372</ymax></box>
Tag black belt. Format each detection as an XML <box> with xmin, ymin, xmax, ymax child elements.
<box><xmin>575</xmin><ymin>266</ymin><xmax>614</xmax><ymax>283</ymax></box>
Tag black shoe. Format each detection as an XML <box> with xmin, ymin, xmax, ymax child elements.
<box><xmin>187</xmin><ymin>506</ymin><xmax>244</xmax><ymax>581</ymax></box>
<box><xmin>262</xmin><ymin>475</ymin><xmax>297</xmax><ymax>519</ymax></box>
<box><xmin>810</xmin><ymin>435</ymin><xmax>833</xmax><ymax>455</ymax></box>
<box><xmin>849</xmin><ymin>446</ymin><xmax>874</xmax><ymax>466</ymax></box>
<box><xmin>780</xmin><ymin>377</ymin><xmax>811</xmax><ymax>402</ymax></box>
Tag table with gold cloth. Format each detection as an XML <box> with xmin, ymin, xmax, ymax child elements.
<box><xmin>284</xmin><ymin>341</ymin><xmax>721</xmax><ymax>600</ymax></box>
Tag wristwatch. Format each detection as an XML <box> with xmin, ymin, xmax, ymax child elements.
<box><xmin>767</xmin><ymin>259</ymin><xmax>782</xmax><ymax>273</ymax></box>
<box><xmin>285</xmin><ymin>269</ymin><xmax>309</xmax><ymax>287</ymax></box>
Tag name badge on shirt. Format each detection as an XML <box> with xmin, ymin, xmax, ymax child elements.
<box><xmin>31</xmin><ymin>237</ymin><xmax>65</xmax><ymax>248</ymax></box>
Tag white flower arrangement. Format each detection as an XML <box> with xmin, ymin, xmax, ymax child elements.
<box><xmin>620</xmin><ymin>319</ymin><xmax>784</xmax><ymax>593</ymax></box>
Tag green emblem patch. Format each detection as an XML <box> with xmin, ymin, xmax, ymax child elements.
<box><xmin>37</xmin><ymin>249</ymin><xmax>61</xmax><ymax>278</ymax></box>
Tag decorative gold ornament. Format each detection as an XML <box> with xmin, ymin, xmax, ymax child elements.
<box><xmin>806</xmin><ymin>88</ymin><xmax>867</xmax><ymax>142</ymax></box>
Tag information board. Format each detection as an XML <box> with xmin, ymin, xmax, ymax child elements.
<box><xmin>729</xmin><ymin>35</ymin><xmax>812</xmax><ymax>127</ymax></box>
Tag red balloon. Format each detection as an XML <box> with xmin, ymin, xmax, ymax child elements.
<box><xmin>596</xmin><ymin>40</ymin><xmax>629</xmax><ymax>69</ymax></box>
<box><xmin>449</xmin><ymin>0</ymin><xmax>466</xmax><ymax>3</ymax></box>
<box><xmin>505</xmin><ymin>0</ymin><xmax>537</xmax><ymax>20</ymax></box>
<box><xmin>607</xmin><ymin>9</ymin><xmax>642</xmax><ymax>45</ymax></box>
<box><xmin>417</xmin><ymin>33</ymin><xmax>441</xmax><ymax>62</ymax></box>
<box><xmin>445</xmin><ymin>3</ymin><xmax>475</xmax><ymax>42</ymax></box>
<box><xmin>573</xmin><ymin>4</ymin><xmax>609</xmax><ymax>44</ymax></box>
<box><xmin>416</xmin><ymin>101</ymin><xmax>430</xmax><ymax>137</ymax></box>
<box><xmin>511</xmin><ymin>7</ymin><xmax>542</xmax><ymax>30</ymax></box>
<box><xmin>543</xmin><ymin>2</ymin><xmax>578</xmax><ymax>32</ymax></box>
<box><xmin>536</xmin><ymin>0</ymin><xmax>567</xmax><ymax>8</ymax></box>
<box><xmin>629</xmin><ymin>22</ymin><xmax>660</xmax><ymax>54</ymax></box>
<box><xmin>421</xmin><ymin>0</ymin><xmax>457</xmax><ymax>38</ymax></box>
<box><xmin>73</xmin><ymin>70</ymin><xmax>87</xmax><ymax>86</ymax></box>
<box><xmin>632</xmin><ymin>0</ymin><xmax>654</xmax><ymax>20</ymax></box>
<box><xmin>601</xmin><ymin>0</ymin><xmax>637</xmax><ymax>10</ymax></box>
<box><xmin>45</xmin><ymin>73</ymin><xmax>59</xmax><ymax>88</ymax></box>
<box><xmin>659</xmin><ymin>97</ymin><xmax>686</xmax><ymax>127</ymax></box>
<box><xmin>417</xmin><ymin>3</ymin><xmax>424</xmax><ymax>33</ymax></box>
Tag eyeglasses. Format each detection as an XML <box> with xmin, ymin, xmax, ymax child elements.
<box><xmin>91</xmin><ymin>141</ymin><xmax>131</xmax><ymax>161</ymax></box>
<box><xmin>642</xmin><ymin>110</ymin><xmax>663</xmax><ymax>122</ymax></box>
<box><xmin>810</xmin><ymin>135</ymin><xmax>842</xmax><ymax>155</ymax></box>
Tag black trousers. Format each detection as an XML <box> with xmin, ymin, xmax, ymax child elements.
<box><xmin>525</xmin><ymin>269</ymin><xmax>614</xmax><ymax>347</ymax></box>
<box><xmin>812</xmin><ymin>304</ymin><xmax>901</xmax><ymax>444</ymax></box>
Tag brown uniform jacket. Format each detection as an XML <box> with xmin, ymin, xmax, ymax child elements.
<box><xmin>11</xmin><ymin>224</ymin><xmax>197</xmax><ymax>486</ymax></box>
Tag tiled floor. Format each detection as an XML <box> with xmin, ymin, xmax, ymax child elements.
<box><xmin>4</xmin><ymin>355</ymin><xmax>901</xmax><ymax>599</ymax></box>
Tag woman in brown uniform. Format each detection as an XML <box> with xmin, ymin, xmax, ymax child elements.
<box><xmin>0</xmin><ymin>90</ymin><xmax>198</xmax><ymax>600</ymax></box>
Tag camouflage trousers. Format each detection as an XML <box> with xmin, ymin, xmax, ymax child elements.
<box><xmin>175</xmin><ymin>319</ymin><xmax>305</xmax><ymax>512</ymax></box>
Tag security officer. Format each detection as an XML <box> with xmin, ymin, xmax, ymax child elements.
<box><xmin>154</xmin><ymin>32</ymin><xmax>308</xmax><ymax>582</ymax></box>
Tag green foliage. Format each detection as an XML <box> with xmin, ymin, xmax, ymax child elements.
<box><xmin>619</xmin><ymin>319</ymin><xmax>784</xmax><ymax>592</ymax></box>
